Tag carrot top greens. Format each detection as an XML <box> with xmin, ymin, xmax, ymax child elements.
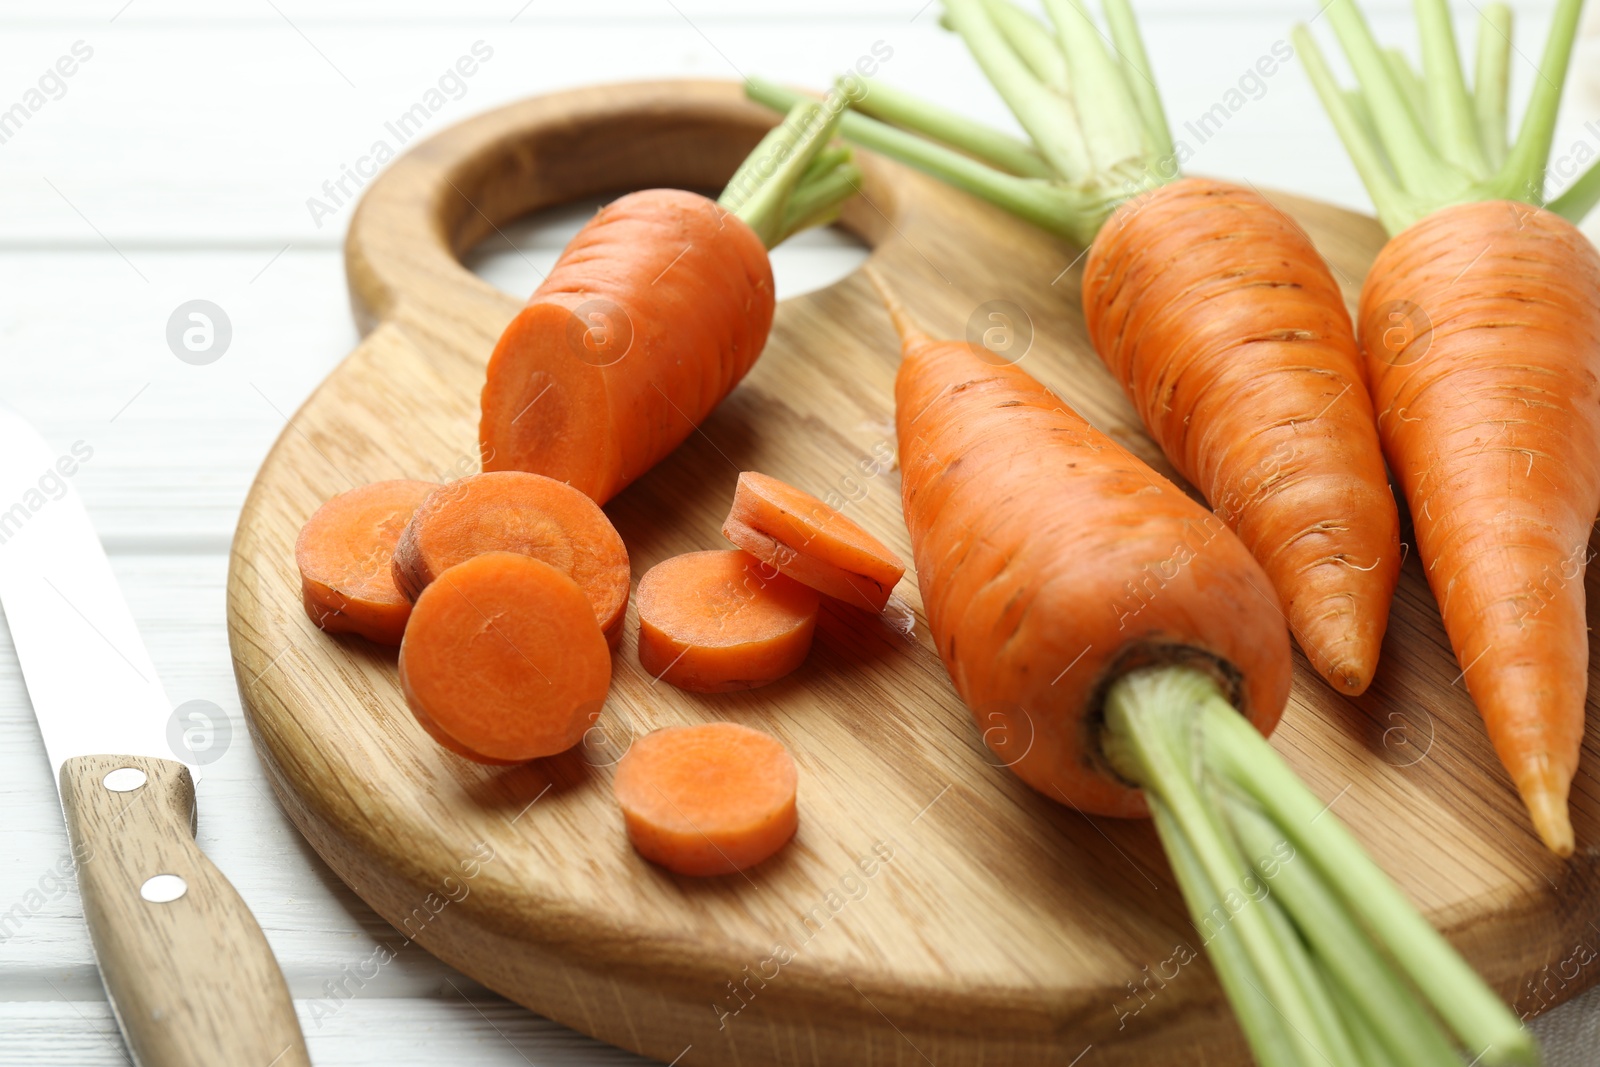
<box><xmin>748</xmin><ymin>0</ymin><xmax>1180</xmax><ymax>245</ymax></box>
<box><xmin>1296</xmin><ymin>0</ymin><xmax>1599</xmax><ymax>234</ymax></box>
<box><xmin>718</xmin><ymin>96</ymin><xmax>861</xmax><ymax>249</ymax></box>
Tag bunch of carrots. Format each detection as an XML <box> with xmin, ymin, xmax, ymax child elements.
<box><xmin>276</xmin><ymin>0</ymin><xmax>1600</xmax><ymax>1060</ymax></box>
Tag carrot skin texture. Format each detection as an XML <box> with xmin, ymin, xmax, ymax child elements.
<box><xmin>480</xmin><ymin>190</ymin><xmax>774</xmax><ymax>504</ymax></box>
<box><xmin>398</xmin><ymin>552</ymin><xmax>611</xmax><ymax>764</ymax></box>
<box><xmin>894</xmin><ymin>328</ymin><xmax>1292</xmax><ymax>817</ymax></box>
<box><xmin>722</xmin><ymin>470</ymin><xmax>906</xmax><ymax>612</ymax></box>
<box><xmin>1361</xmin><ymin>201</ymin><xmax>1600</xmax><ymax>856</ymax></box>
<box><xmin>613</xmin><ymin>722</ymin><xmax>799</xmax><ymax>876</ymax></box>
<box><xmin>1084</xmin><ymin>178</ymin><xmax>1401</xmax><ymax>696</ymax></box>
<box><xmin>392</xmin><ymin>471</ymin><xmax>631</xmax><ymax>648</ymax></box>
<box><xmin>636</xmin><ymin>550</ymin><xmax>820</xmax><ymax>694</ymax></box>
<box><xmin>296</xmin><ymin>479</ymin><xmax>438</xmax><ymax>645</ymax></box>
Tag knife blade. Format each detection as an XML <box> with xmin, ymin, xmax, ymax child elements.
<box><xmin>0</xmin><ymin>407</ymin><xmax>309</xmax><ymax>1067</ymax></box>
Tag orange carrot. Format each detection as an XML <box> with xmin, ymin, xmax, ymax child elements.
<box><xmin>480</xmin><ymin>101</ymin><xmax>859</xmax><ymax>504</ymax></box>
<box><xmin>398</xmin><ymin>552</ymin><xmax>611</xmax><ymax>763</ymax></box>
<box><xmin>887</xmin><ymin>298</ymin><xmax>1291</xmax><ymax>816</ymax></box>
<box><xmin>1083</xmin><ymin>178</ymin><xmax>1401</xmax><ymax>695</ymax></box>
<box><xmin>721</xmin><ymin>470</ymin><xmax>906</xmax><ymax>612</ymax></box>
<box><xmin>612</xmin><ymin>721</ymin><xmax>798</xmax><ymax>876</ymax></box>
<box><xmin>1358</xmin><ymin>201</ymin><xmax>1600</xmax><ymax>856</ymax></box>
<box><xmin>296</xmin><ymin>479</ymin><xmax>437</xmax><ymax>645</ymax></box>
<box><xmin>1296</xmin><ymin>0</ymin><xmax>1600</xmax><ymax>855</ymax></box>
<box><xmin>393</xmin><ymin>471</ymin><xmax>631</xmax><ymax>648</ymax></box>
<box><xmin>882</xmin><ymin>288</ymin><xmax>1532</xmax><ymax>1064</ymax></box>
<box><xmin>636</xmin><ymin>550</ymin><xmax>819</xmax><ymax>693</ymax></box>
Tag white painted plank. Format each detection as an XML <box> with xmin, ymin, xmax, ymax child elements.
<box><xmin>0</xmin><ymin>13</ymin><xmax>1590</xmax><ymax>246</ymax></box>
<box><xmin>0</xmin><ymin>999</ymin><xmax>653</xmax><ymax>1067</ymax></box>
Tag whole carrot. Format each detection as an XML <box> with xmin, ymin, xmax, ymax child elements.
<box><xmin>1084</xmin><ymin>179</ymin><xmax>1399</xmax><ymax>691</ymax></box>
<box><xmin>1297</xmin><ymin>0</ymin><xmax>1600</xmax><ymax>854</ymax></box>
<box><xmin>881</xmin><ymin>285</ymin><xmax>1535</xmax><ymax>1067</ymax></box>
<box><xmin>747</xmin><ymin>0</ymin><xmax>1402</xmax><ymax>697</ymax></box>
<box><xmin>481</xmin><ymin>98</ymin><xmax>859</xmax><ymax>504</ymax></box>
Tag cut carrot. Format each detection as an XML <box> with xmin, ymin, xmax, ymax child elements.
<box><xmin>393</xmin><ymin>471</ymin><xmax>630</xmax><ymax>648</ymax></box>
<box><xmin>480</xmin><ymin>100</ymin><xmax>860</xmax><ymax>504</ymax></box>
<box><xmin>722</xmin><ymin>471</ymin><xmax>906</xmax><ymax>612</ymax></box>
<box><xmin>636</xmin><ymin>550</ymin><xmax>819</xmax><ymax>693</ymax></box>
<box><xmin>296</xmin><ymin>479</ymin><xmax>437</xmax><ymax>645</ymax></box>
<box><xmin>613</xmin><ymin>722</ymin><xmax>798</xmax><ymax>876</ymax></box>
<box><xmin>398</xmin><ymin>552</ymin><xmax>611</xmax><ymax>763</ymax></box>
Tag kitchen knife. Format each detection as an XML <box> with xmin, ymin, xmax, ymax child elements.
<box><xmin>0</xmin><ymin>407</ymin><xmax>309</xmax><ymax>1067</ymax></box>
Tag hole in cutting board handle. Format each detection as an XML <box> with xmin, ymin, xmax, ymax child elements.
<box><xmin>463</xmin><ymin>193</ymin><xmax>872</xmax><ymax>303</ymax></box>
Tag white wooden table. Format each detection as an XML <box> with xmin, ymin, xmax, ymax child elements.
<box><xmin>2</xmin><ymin>2</ymin><xmax>1597</xmax><ymax>1063</ymax></box>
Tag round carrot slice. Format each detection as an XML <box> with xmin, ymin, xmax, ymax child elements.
<box><xmin>613</xmin><ymin>722</ymin><xmax>798</xmax><ymax>876</ymax></box>
<box><xmin>393</xmin><ymin>471</ymin><xmax>631</xmax><ymax>647</ymax></box>
<box><xmin>722</xmin><ymin>470</ymin><xmax>906</xmax><ymax>612</ymax></box>
<box><xmin>635</xmin><ymin>550</ymin><xmax>820</xmax><ymax>693</ymax></box>
<box><xmin>399</xmin><ymin>552</ymin><xmax>611</xmax><ymax>763</ymax></box>
<box><xmin>296</xmin><ymin>479</ymin><xmax>438</xmax><ymax>645</ymax></box>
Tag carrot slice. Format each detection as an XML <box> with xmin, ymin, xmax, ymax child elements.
<box><xmin>398</xmin><ymin>552</ymin><xmax>611</xmax><ymax>763</ymax></box>
<box><xmin>636</xmin><ymin>550</ymin><xmax>819</xmax><ymax>693</ymax></box>
<box><xmin>613</xmin><ymin>722</ymin><xmax>798</xmax><ymax>876</ymax></box>
<box><xmin>393</xmin><ymin>471</ymin><xmax>631</xmax><ymax>648</ymax></box>
<box><xmin>295</xmin><ymin>479</ymin><xmax>438</xmax><ymax>645</ymax></box>
<box><xmin>721</xmin><ymin>471</ymin><xmax>906</xmax><ymax>612</ymax></box>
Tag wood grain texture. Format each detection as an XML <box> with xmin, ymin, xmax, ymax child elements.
<box><xmin>58</xmin><ymin>754</ymin><xmax>308</xmax><ymax>1067</ymax></box>
<box><xmin>226</xmin><ymin>80</ymin><xmax>1600</xmax><ymax>1066</ymax></box>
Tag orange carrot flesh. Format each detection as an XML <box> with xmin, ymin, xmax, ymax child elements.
<box><xmin>295</xmin><ymin>479</ymin><xmax>438</xmax><ymax>646</ymax></box>
<box><xmin>635</xmin><ymin>550</ymin><xmax>820</xmax><ymax>694</ymax></box>
<box><xmin>1360</xmin><ymin>200</ymin><xmax>1600</xmax><ymax>856</ymax></box>
<box><xmin>721</xmin><ymin>470</ymin><xmax>906</xmax><ymax>612</ymax></box>
<box><xmin>612</xmin><ymin>722</ymin><xmax>798</xmax><ymax>876</ymax></box>
<box><xmin>480</xmin><ymin>190</ymin><xmax>775</xmax><ymax>504</ymax></box>
<box><xmin>1084</xmin><ymin>178</ymin><xmax>1401</xmax><ymax>696</ymax></box>
<box><xmin>890</xmin><ymin>306</ymin><xmax>1292</xmax><ymax>818</ymax></box>
<box><xmin>392</xmin><ymin>471</ymin><xmax>631</xmax><ymax>648</ymax></box>
<box><xmin>398</xmin><ymin>552</ymin><xmax>611</xmax><ymax>763</ymax></box>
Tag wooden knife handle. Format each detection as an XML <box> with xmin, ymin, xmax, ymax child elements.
<box><xmin>60</xmin><ymin>754</ymin><xmax>310</xmax><ymax>1067</ymax></box>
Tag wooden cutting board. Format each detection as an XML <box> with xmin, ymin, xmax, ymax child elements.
<box><xmin>226</xmin><ymin>80</ymin><xmax>1600</xmax><ymax>1066</ymax></box>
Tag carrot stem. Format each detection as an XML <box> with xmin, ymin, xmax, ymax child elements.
<box><xmin>1382</xmin><ymin>47</ymin><xmax>1431</xmax><ymax>139</ymax></box>
<box><xmin>945</xmin><ymin>0</ymin><xmax>1093</xmax><ymax>179</ymax></box>
<box><xmin>1302</xmin><ymin>0</ymin><xmax>1593</xmax><ymax>230</ymax></box>
<box><xmin>1103</xmin><ymin>666</ymin><xmax>1540</xmax><ymax>1067</ymax></box>
<box><xmin>1103</xmin><ymin>669</ymin><xmax>1342</xmax><ymax>1064</ymax></box>
<box><xmin>981</xmin><ymin>0</ymin><xmax>1070</xmax><ymax>92</ymax></box>
<box><xmin>1101</xmin><ymin>0</ymin><xmax>1175</xmax><ymax>163</ymax></box>
<box><xmin>848</xmin><ymin>76</ymin><xmax>1052</xmax><ymax>178</ymax></box>
<box><xmin>1473</xmin><ymin>3</ymin><xmax>1512</xmax><ymax>169</ymax></box>
<box><xmin>1550</xmin><ymin>156</ymin><xmax>1600</xmax><ymax>221</ymax></box>
<box><xmin>1036</xmin><ymin>0</ymin><xmax>1150</xmax><ymax>174</ymax></box>
<box><xmin>1225</xmin><ymin>795</ymin><xmax>1462</xmax><ymax>1067</ymax></box>
<box><xmin>1415</xmin><ymin>0</ymin><xmax>1489</xmax><ymax>177</ymax></box>
<box><xmin>1148</xmin><ymin>805</ymin><xmax>1302</xmax><ymax>1067</ymax></box>
<box><xmin>1293</xmin><ymin>24</ymin><xmax>1414</xmax><ymax>233</ymax></box>
<box><xmin>719</xmin><ymin>97</ymin><xmax>855</xmax><ymax>249</ymax></box>
<box><xmin>1502</xmin><ymin>0</ymin><xmax>1585</xmax><ymax>201</ymax></box>
<box><xmin>745</xmin><ymin>78</ymin><xmax>1093</xmax><ymax>241</ymax></box>
<box><xmin>1320</xmin><ymin>0</ymin><xmax>1453</xmax><ymax>193</ymax></box>
<box><xmin>1201</xmin><ymin>693</ymin><xmax>1540</xmax><ymax>1066</ymax></box>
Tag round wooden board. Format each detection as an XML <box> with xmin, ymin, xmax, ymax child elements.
<box><xmin>226</xmin><ymin>80</ymin><xmax>1600</xmax><ymax>1066</ymax></box>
